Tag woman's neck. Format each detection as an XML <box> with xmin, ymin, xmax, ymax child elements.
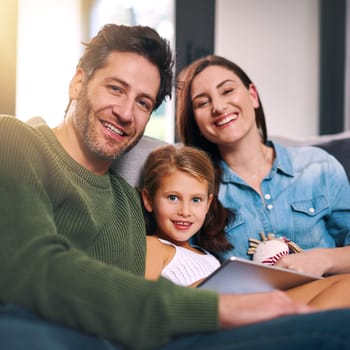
<box><xmin>219</xmin><ymin>136</ymin><xmax>274</xmax><ymax>195</ymax></box>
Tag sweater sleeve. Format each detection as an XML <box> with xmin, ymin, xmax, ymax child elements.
<box><xmin>0</xmin><ymin>116</ymin><xmax>219</xmax><ymax>350</ymax></box>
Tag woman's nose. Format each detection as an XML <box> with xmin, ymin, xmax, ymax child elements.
<box><xmin>212</xmin><ymin>97</ymin><xmax>226</xmax><ymax>115</ymax></box>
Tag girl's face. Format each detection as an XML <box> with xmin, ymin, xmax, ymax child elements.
<box><xmin>142</xmin><ymin>170</ymin><xmax>213</xmax><ymax>248</ymax></box>
<box><xmin>190</xmin><ymin>65</ymin><xmax>260</xmax><ymax>149</ymax></box>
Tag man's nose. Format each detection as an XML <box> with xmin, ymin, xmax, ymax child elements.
<box><xmin>113</xmin><ymin>98</ymin><xmax>133</xmax><ymax>122</ymax></box>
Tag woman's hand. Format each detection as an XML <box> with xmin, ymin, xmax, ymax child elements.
<box><xmin>274</xmin><ymin>249</ymin><xmax>330</xmax><ymax>276</ymax></box>
<box><xmin>218</xmin><ymin>290</ymin><xmax>312</xmax><ymax>328</ymax></box>
<box><xmin>274</xmin><ymin>247</ymin><xmax>350</xmax><ymax>276</ymax></box>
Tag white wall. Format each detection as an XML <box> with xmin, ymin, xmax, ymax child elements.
<box><xmin>215</xmin><ymin>0</ymin><xmax>319</xmax><ymax>139</ymax></box>
<box><xmin>16</xmin><ymin>0</ymin><xmax>83</xmax><ymax>127</ymax></box>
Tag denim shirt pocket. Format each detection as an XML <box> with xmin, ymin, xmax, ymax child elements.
<box><xmin>290</xmin><ymin>194</ymin><xmax>329</xmax><ymax>217</ymax></box>
<box><xmin>225</xmin><ymin>212</ymin><xmax>245</xmax><ymax>231</ymax></box>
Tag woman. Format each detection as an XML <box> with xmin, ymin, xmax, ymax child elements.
<box><xmin>176</xmin><ymin>55</ymin><xmax>350</xmax><ymax>277</ymax></box>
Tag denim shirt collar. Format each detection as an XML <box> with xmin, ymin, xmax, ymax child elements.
<box><xmin>220</xmin><ymin>140</ymin><xmax>294</xmax><ymax>184</ymax></box>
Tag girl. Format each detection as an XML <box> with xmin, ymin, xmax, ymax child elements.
<box><xmin>140</xmin><ymin>144</ymin><xmax>233</xmax><ymax>286</ymax></box>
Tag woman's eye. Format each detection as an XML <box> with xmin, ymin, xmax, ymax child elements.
<box><xmin>195</xmin><ymin>99</ymin><xmax>209</xmax><ymax>108</ymax></box>
<box><xmin>222</xmin><ymin>88</ymin><xmax>234</xmax><ymax>95</ymax></box>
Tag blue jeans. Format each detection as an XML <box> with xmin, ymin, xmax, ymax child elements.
<box><xmin>1</xmin><ymin>304</ymin><xmax>350</xmax><ymax>350</ymax></box>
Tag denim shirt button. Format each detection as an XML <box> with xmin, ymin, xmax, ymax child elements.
<box><xmin>264</xmin><ymin>193</ymin><xmax>271</xmax><ymax>200</ymax></box>
<box><xmin>309</xmin><ymin>207</ymin><xmax>315</xmax><ymax>213</ymax></box>
<box><xmin>267</xmin><ymin>204</ymin><xmax>273</xmax><ymax>210</ymax></box>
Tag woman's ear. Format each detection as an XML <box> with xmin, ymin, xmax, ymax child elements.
<box><xmin>141</xmin><ymin>189</ymin><xmax>153</xmax><ymax>213</ymax></box>
<box><xmin>248</xmin><ymin>83</ymin><xmax>260</xmax><ymax>109</ymax></box>
<box><xmin>69</xmin><ymin>68</ymin><xmax>85</xmax><ymax>99</ymax></box>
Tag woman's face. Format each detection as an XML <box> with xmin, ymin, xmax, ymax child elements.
<box><xmin>190</xmin><ymin>65</ymin><xmax>260</xmax><ymax>148</ymax></box>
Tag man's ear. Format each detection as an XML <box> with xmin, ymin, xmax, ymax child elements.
<box><xmin>69</xmin><ymin>68</ymin><xmax>85</xmax><ymax>99</ymax></box>
<box><xmin>141</xmin><ymin>189</ymin><xmax>153</xmax><ymax>213</ymax></box>
<box><xmin>248</xmin><ymin>83</ymin><xmax>260</xmax><ymax>109</ymax></box>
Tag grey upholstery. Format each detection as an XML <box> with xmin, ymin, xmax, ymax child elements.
<box><xmin>111</xmin><ymin>136</ymin><xmax>166</xmax><ymax>187</ymax></box>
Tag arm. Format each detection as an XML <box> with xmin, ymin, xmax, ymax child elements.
<box><xmin>145</xmin><ymin>236</ymin><xmax>175</xmax><ymax>280</ymax></box>
<box><xmin>276</xmin><ymin>246</ymin><xmax>350</xmax><ymax>276</ymax></box>
<box><xmin>0</xmin><ymin>117</ymin><xmax>219</xmax><ymax>349</ymax></box>
<box><xmin>276</xmin><ymin>153</ymin><xmax>350</xmax><ymax>276</ymax></box>
<box><xmin>218</xmin><ymin>291</ymin><xmax>311</xmax><ymax>328</ymax></box>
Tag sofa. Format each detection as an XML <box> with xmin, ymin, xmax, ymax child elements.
<box><xmin>111</xmin><ymin>131</ymin><xmax>350</xmax><ymax>185</ymax></box>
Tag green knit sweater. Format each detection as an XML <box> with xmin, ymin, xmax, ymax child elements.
<box><xmin>0</xmin><ymin>115</ymin><xmax>218</xmax><ymax>350</ymax></box>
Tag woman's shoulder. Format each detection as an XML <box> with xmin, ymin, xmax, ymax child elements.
<box><xmin>274</xmin><ymin>140</ymin><xmax>336</xmax><ymax>163</ymax></box>
<box><xmin>274</xmin><ymin>141</ymin><xmax>346</xmax><ymax>177</ymax></box>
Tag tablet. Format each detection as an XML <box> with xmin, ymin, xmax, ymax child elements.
<box><xmin>197</xmin><ymin>256</ymin><xmax>322</xmax><ymax>294</ymax></box>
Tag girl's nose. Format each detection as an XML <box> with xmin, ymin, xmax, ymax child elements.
<box><xmin>177</xmin><ymin>203</ymin><xmax>191</xmax><ymax>217</ymax></box>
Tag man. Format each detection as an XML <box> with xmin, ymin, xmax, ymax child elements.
<box><xmin>1</xmin><ymin>23</ymin><xmax>350</xmax><ymax>350</ymax></box>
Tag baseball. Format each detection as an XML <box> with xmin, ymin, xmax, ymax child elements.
<box><xmin>253</xmin><ymin>239</ymin><xmax>289</xmax><ymax>265</ymax></box>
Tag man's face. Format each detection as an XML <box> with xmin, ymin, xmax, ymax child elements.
<box><xmin>71</xmin><ymin>51</ymin><xmax>161</xmax><ymax>162</ymax></box>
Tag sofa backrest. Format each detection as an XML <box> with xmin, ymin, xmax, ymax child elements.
<box><xmin>110</xmin><ymin>135</ymin><xmax>167</xmax><ymax>187</ymax></box>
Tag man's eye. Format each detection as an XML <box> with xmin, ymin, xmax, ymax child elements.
<box><xmin>168</xmin><ymin>194</ymin><xmax>178</xmax><ymax>201</ymax></box>
<box><xmin>137</xmin><ymin>98</ymin><xmax>152</xmax><ymax>111</ymax></box>
<box><xmin>108</xmin><ymin>85</ymin><xmax>122</xmax><ymax>94</ymax></box>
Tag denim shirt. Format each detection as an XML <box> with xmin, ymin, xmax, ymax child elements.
<box><xmin>218</xmin><ymin>141</ymin><xmax>350</xmax><ymax>261</ymax></box>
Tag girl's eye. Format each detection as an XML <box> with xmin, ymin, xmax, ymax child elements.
<box><xmin>168</xmin><ymin>194</ymin><xmax>178</xmax><ymax>202</ymax></box>
<box><xmin>192</xmin><ymin>197</ymin><xmax>202</xmax><ymax>204</ymax></box>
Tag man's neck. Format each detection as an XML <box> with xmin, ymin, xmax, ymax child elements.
<box><xmin>53</xmin><ymin>120</ymin><xmax>111</xmax><ymax>176</ymax></box>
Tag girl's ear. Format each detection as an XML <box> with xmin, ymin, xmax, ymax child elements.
<box><xmin>141</xmin><ymin>189</ymin><xmax>153</xmax><ymax>212</ymax></box>
<box><xmin>206</xmin><ymin>193</ymin><xmax>214</xmax><ymax>212</ymax></box>
<box><xmin>248</xmin><ymin>83</ymin><xmax>260</xmax><ymax>109</ymax></box>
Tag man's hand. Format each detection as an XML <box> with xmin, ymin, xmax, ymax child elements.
<box><xmin>218</xmin><ymin>291</ymin><xmax>312</xmax><ymax>328</ymax></box>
